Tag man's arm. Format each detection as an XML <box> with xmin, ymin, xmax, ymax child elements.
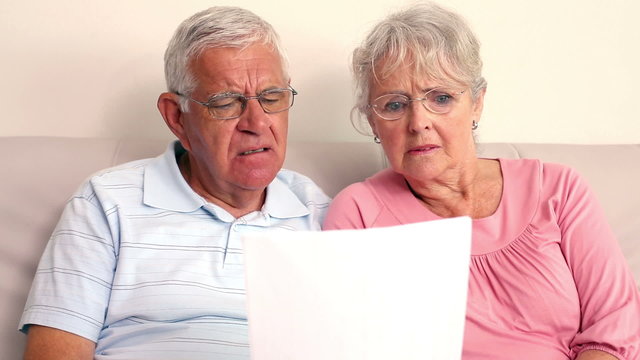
<box><xmin>23</xmin><ymin>325</ymin><xmax>95</xmax><ymax>360</ymax></box>
<box><xmin>575</xmin><ymin>350</ymin><xmax>619</xmax><ymax>360</ymax></box>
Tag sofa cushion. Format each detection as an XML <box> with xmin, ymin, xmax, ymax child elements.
<box><xmin>1</xmin><ymin>137</ymin><xmax>638</xmax><ymax>359</ymax></box>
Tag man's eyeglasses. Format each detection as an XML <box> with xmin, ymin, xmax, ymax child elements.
<box><xmin>369</xmin><ymin>87</ymin><xmax>466</xmax><ymax>120</ymax></box>
<box><xmin>176</xmin><ymin>87</ymin><xmax>297</xmax><ymax>120</ymax></box>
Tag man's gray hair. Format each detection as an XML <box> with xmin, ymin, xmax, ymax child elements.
<box><xmin>351</xmin><ymin>2</ymin><xmax>487</xmax><ymax>131</ymax></box>
<box><xmin>164</xmin><ymin>6</ymin><xmax>288</xmax><ymax>111</ymax></box>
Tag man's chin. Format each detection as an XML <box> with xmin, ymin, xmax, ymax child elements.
<box><xmin>235</xmin><ymin>169</ymin><xmax>280</xmax><ymax>190</ymax></box>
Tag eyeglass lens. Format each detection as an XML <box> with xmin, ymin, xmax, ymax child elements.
<box><xmin>372</xmin><ymin>88</ymin><xmax>461</xmax><ymax>120</ymax></box>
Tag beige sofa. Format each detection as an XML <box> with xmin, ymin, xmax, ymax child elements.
<box><xmin>2</xmin><ymin>136</ymin><xmax>639</xmax><ymax>359</ymax></box>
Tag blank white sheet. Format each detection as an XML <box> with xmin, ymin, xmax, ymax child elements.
<box><xmin>242</xmin><ymin>216</ymin><xmax>472</xmax><ymax>360</ymax></box>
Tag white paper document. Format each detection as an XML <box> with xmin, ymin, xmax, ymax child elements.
<box><xmin>241</xmin><ymin>217</ymin><xmax>472</xmax><ymax>360</ymax></box>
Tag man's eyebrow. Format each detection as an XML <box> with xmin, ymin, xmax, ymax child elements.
<box><xmin>259</xmin><ymin>85</ymin><xmax>289</xmax><ymax>93</ymax></box>
<box><xmin>206</xmin><ymin>91</ymin><xmax>242</xmax><ymax>101</ymax></box>
<box><xmin>205</xmin><ymin>86</ymin><xmax>288</xmax><ymax>100</ymax></box>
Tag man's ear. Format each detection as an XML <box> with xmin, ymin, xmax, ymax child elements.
<box><xmin>157</xmin><ymin>92</ymin><xmax>191</xmax><ymax>151</ymax></box>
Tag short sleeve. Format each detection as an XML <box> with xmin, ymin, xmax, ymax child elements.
<box><xmin>549</xmin><ymin>165</ymin><xmax>640</xmax><ymax>359</ymax></box>
<box><xmin>19</xmin><ymin>184</ymin><xmax>117</xmax><ymax>342</ymax></box>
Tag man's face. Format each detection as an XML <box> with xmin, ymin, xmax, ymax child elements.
<box><xmin>178</xmin><ymin>44</ymin><xmax>289</xmax><ymax>200</ymax></box>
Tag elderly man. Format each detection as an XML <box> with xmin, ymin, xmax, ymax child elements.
<box><xmin>19</xmin><ymin>6</ymin><xmax>330</xmax><ymax>359</ymax></box>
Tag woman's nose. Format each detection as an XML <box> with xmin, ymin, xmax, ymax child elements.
<box><xmin>406</xmin><ymin>100</ymin><xmax>434</xmax><ymax>132</ymax></box>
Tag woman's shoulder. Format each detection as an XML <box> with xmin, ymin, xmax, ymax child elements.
<box><xmin>498</xmin><ymin>158</ymin><xmax>579</xmax><ymax>183</ymax></box>
<box><xmin>324</xmin><ymin>168</ymin><xmax>407</xmax><ymax>230</ymax></box>
<box><xmin>497</xmin><ymin>158</ymin><xmax>589</xmax><ymax>211</ymax></box>
<box><xmin>331</xmin><ymin>168</ymin><xmax>396</xmax><ymax>204</ymax></box>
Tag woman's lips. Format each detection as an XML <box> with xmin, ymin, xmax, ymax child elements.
<box><xmin>407</xmin><ymin>145</ymin><xmax>440</xmax><ymax>155</ymax></box>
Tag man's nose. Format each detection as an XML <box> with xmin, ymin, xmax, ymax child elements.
<box><xmin>237</xmin><ymin>98</ymin><xmax>272</xmax><ymax>133</ymax></box>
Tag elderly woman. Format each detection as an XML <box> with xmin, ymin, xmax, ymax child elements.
<box><xmin>323</xmin><ymin>2</ymin><xmax>640</xmax><ymax>360</ymax></box>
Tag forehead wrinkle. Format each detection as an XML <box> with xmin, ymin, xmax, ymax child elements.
<box><xmin>235</xmin><ymin>44</ymin><xmax>287</xmax><ymax>94</ymax></box>
<box><xmin>192</xmin><ymin>46</ymin><xmax>287</xmax><ymax>98</ymax></box>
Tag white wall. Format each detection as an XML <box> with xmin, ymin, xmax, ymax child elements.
<box><xmin>2</xmin><ymin>0</ymin><xmax>639</xmax><ymax>144</ymax></box>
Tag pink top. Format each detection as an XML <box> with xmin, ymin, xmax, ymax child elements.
<box><xmin>323</xmin><ymin>158</ymin><xmax>640</xmax><ymax>360</ymax></box>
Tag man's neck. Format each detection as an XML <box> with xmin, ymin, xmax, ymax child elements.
<box><xmin>178</xmin><ymin>153</ymin><xmax>267</xmax><ymax>218</ymax></box>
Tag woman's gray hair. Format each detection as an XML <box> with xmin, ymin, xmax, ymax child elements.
<box><xmin>351</xmin><ymin>2</ymin><xmax>487</xmax><ymax>134</ymax></box>
<box><xmin>164</xmin><ymin>6</ymin><xmax>288</xmax><ymax>111</ymax></box>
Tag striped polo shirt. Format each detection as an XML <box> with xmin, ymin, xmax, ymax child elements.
<box><xmin>19</xmin><ymin>141</ymin><xmax>331</xmax><ymax>359</ymax></box>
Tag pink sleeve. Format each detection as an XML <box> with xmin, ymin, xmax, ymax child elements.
<box><xmin>551</xmin><ymin>166</ymin><xmax>640</xmax><ymax>360</ymax></box>
<box><xmin>322</xmin><ymin>183</ymin><xmax>371</xmax><ymax>230</ymax></box>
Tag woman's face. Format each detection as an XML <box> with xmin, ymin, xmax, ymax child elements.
<box><xmin>367</xmin><ymin>59</ymin><xmax>485</xmax><ymax>186</ymax></box>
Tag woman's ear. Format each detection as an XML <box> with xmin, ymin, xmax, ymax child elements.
<box><xmin>157</xmin><ymin>92</ymin><xmax>191</xmax><ymax>151</ymax></box>
<box><xmin>367</xmin><ymin>115</ymin><xmax>378</xmax><ymax>138</ymax></box>
<box><xmin>472</xmin><ymin>88</ymin><xmax>486</xmax><ymax>121</ymax></box>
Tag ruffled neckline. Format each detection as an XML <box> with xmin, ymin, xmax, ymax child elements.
<box><xmin>364</xmin><ymin>158</ymin><xmax>541</xmax><ymax>255</ymax></box>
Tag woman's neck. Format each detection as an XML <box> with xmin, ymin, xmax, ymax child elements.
<box><xmin>406</xmin><ymin>158</ymin><xmax>502</xmax><ymax>219</ymax></box>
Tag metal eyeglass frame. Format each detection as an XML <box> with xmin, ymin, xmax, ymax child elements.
<box><xmin>175</xmin><ymin>87</ymin><xmax>298</xmax><ymax>120</ymax></box>
<box><xmin>368</xmin><ymin>88</ymin><xmax>466</xmax><ymax>120</ymax></box>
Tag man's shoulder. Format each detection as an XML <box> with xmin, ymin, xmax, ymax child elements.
<box><xmin>69</xmin><ymin>158</ymin><xmax>156</xmax><ymax>201</ymax></box>
<box><xmin>87</xmin><ymin>158</ymin><xmax>154</xmax><ymax>186</ymax></box>
<box><xmin>88</xmin><ymin>141</ymin><xmax>175</xmax><ymax>186</ymax></box>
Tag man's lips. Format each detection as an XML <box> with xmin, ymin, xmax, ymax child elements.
<box><xmin>239</xmin><ymin>147</ymin><xmax>269</xmax><ymax>156</ymax></box>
